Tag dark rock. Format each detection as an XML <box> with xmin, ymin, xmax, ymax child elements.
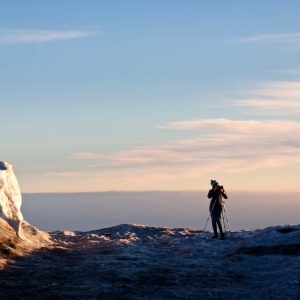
<box><xmin>276</xmin><ymin>227</ymin><xmax>298</xmax><ymax>234</ymax></box>
<box><xmin>0</xmin><ymin>162</ymin><xmax>7</xmax><ymax>170</ymax></box>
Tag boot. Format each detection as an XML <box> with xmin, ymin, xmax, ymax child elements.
<box><xmin>220</xmin><ymin>233</ymin><xmax>226</xmax><ymax>240</ymax></box>
<box><xmin>212</xmin><ymin>233</ymin><xmax>218</xmax><ymax>239</ymax></box>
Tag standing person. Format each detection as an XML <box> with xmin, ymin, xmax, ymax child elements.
<box><xmin>207</xmin><ymin>179</ymin><xmax>228</xmax><ymax>240</ymax></box>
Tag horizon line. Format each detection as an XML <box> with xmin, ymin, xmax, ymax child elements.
<box><xmin>22</xmin><ymin>189</ymin><xmax>297</xmax><ymax>194</ymax></box>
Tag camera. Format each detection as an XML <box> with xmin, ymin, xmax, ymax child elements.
<box><xmin>218</xmin><ymin>185</ymin><xmax>224</xmax><ymax>191</ymax></box>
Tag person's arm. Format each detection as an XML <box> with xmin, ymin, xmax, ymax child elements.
<box><xmin>221</xmin><ymin>189</ymin><xmax>228</xmax><ymax>199</ymax></box>
<box><xmin>208</xmin><ymin>189</ymin><xmax>213</xmax><ymax>198</ymax></box>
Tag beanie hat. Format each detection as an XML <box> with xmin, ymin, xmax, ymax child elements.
<box><xmin>210</xmin><ymin>179</ymin><xmax>218</xmax><ymax>187</ymax></box>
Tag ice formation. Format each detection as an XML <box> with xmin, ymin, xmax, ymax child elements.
<box><xmin>0</xmin><ymin>161</ymin><xmax>24</xmax><ymax>235</ymax></box>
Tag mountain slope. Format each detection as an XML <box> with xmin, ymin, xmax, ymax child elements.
<box><xmin>0</xmin><ymin>218</ymin><xmax>51</xmax><ymax>268</ymax></box>
<box><xmin>0</xmin><ymin>223</ymin><xmax>299</xmax><ymax>299</ymax></box>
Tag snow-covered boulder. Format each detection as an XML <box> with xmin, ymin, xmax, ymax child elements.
<box><xmin>0</xmin><ymin>161</ymin><xmax>51</xmax><ymax>268</ymax></box>
<box><xmin>0</xmin><ymin>161</ymin><xmax>24</xmax><ymax>235</ymax></box>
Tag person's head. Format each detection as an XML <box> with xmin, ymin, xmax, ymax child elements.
<box><xmin>210</xmin><ymin>179</ymin><xmax>218</xmax><ymax>188</ymax></box>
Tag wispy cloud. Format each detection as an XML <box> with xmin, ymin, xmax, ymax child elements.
<box><xmin>70</xmin><ymin>119</ymin><xmax>300</xmax><ymax>183</ymax></box>
<box><xmin>234</xmin><ymin>81</ymin><xmax>300</xmax><ymax>113</ymax></box>
<box><xmin>236</xmin><ymin>99</ymin><xmax>300</xmax><ymax>110</ymax></box>
<box><xmin>46</xmin><ymin>172</ymin><xmax>83</xmax><ymax>177</ymax></box>
<box><xmin>270</xmin><ymin>69</ymin><xmax>300</xmax><ymax>76</ymax></box>
<box><xmin>51</xmin><ymin>78</ymin><xmax>300</xmax><ymax>190</ymax></box>
<box><xmin>160</xmin><ymin>118</ymin><xmax>300</xmax><ymax>134</ymax></box>
<box><xmin>72</xmin><ymin>152</ymin><xmax>104</xmax><ymax>160</ymax></box>
<box><xmin>237</xmin><ymin>32</ymin><xmax>300</xmax><ymax>43</ymax></box>
<box><xmin>0</xmin><ymin>29</ymin><xmax>97</xmax><ymax>44</ymax></box>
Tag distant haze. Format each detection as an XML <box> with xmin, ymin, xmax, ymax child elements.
<box><xmin>22</xmin><ymin>191</ymin><xmax>300</xmax><ymax>232</ymax></box>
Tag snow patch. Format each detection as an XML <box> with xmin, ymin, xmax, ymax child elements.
<box><xmin>63</xmin><ymin>231</ymin><xmax>76</xmax><ymax>237</ymax></box>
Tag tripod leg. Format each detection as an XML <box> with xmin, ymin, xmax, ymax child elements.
<box><xmin>203</xmin><ymin>214</ymin><xmax>211</xmax><ymax>231</ymax></box>
<box><xmin>223</xmin><ymin>207</ymin><xmax>231</xmax><ymax>232</ymax></box>
<box><xmin>221</xmin><ymin>211</ymin><xmax>227</xmax><ymax>232</ymax></box>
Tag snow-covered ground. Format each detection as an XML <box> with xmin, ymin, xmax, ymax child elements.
<box><xmin>0</xmin><ymin>223</ymin><xmax>299</xmax><ymax>299</ymax></box>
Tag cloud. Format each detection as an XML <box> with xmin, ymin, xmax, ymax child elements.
<box><xmin>46</xmin><ymin>172</ymin><xmax>82</xmax><ymax>177</ymax></box>
<box><xmin>72</xmin><ymin>152</ymin><xmax>105</xmax><ymax>160</ymax></box>
<box><xmin>237</xmin><ymin>32</ymin><xmax>300</xmax><ymax>43</ymax></box>
<box><xmin>160</xmin><ymin>118</ymin><xmax>300</xmax><ymax>135</ymax></box>
<box><xmin>270</xmin><ymin>69</ymin><xmax>300</xmax><ymax>76</ymax></box>
<box><xmin>71</xmin><ymin>119</ymin><xmax>300</xmax><ymax>182</ymax></box>
<box><xmin>0</xmin><ymin>29</ymin><xmax>97</xmax><ymax>44</ymax></box>
<box><xmin>59</xmin><ymin>78</ymin><xmax>300</xmax><ymax>190</ymax></box>
<box><xmin>236</xmin><ymin>99</ymin><xmax>300</xmax><ymax>110</ymax></box>
<box><xmin>233</xmin><ymin>81</ymin><xmax>300</xmax><ymax>113</ymax></box>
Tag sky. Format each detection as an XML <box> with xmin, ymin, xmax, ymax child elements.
<box><xmin>1</xmin><ymin>1</ymin><xmax>300</xmax><ymax>193</ymax></box>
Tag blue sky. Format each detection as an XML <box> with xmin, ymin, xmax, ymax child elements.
<box><xmin>1</xmin><ymin>1</ymin><xmax>300</xmax><ymax>192</ymax></box>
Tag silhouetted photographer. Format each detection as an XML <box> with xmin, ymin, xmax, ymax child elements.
<box><xmin>207</xmin><ymin>179</ymin><xmax>228</xmax><ymax>240</ymax></box>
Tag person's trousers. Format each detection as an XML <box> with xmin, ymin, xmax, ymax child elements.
<box><xmin>211</xmin><ymin>208</ymin><xmax>223</xmax><ymax>236</ymax></box>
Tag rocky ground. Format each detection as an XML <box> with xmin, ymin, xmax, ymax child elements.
<box><xmin>0</xmin><ymin>223</ymin><xmax>299</xmax><ymax>300</ymax></box>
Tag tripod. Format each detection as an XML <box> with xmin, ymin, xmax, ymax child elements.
<box><xmin>202</xmin><ymin>200</ymin><xmax>215</xmax><ymax>231</ymax></box>
<box><xmin>221</xmin><ymin>204</ymin><xmax>231</xmax><ymax>233</ymax></box>
<box><xmin>202</xmin><ymin>199</ymin><xmax>231</xmax><ymax>233</ymax></box>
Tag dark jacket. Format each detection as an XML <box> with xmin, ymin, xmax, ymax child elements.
<box><xmin>208</xmin><ymin>185</ymin><xmax>228</xmax><ymax>212</ymax></box>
